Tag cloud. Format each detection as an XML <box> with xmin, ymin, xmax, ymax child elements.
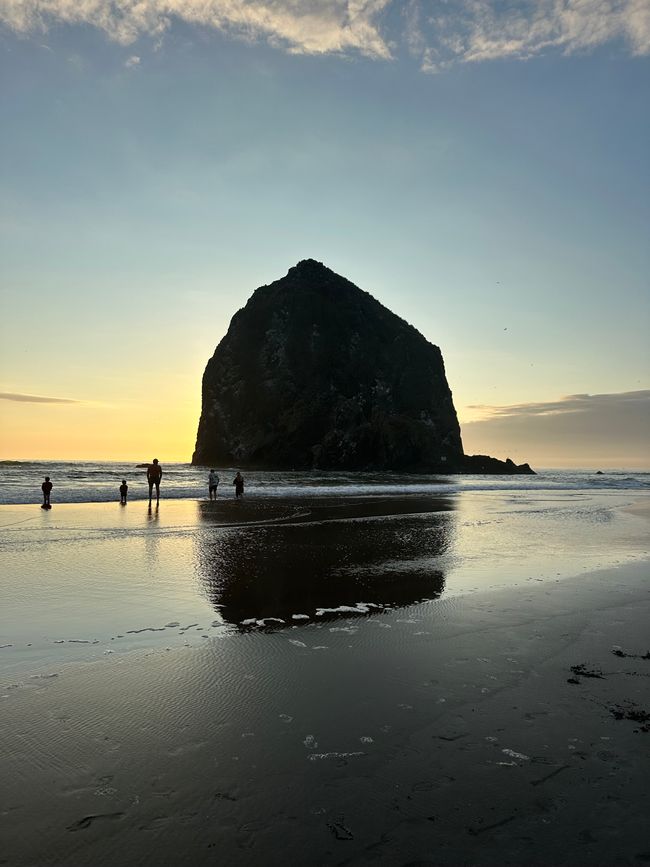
<box><xmin>467</xmin><ymin>389</ymin><xmax>650</xmax><ymax>419</ymax></box>
<box><xmin>125</xmin><ymin>54</ymin><xmax>140</xmax><ymax>67</ymax></box>
<box><xmin>0</xmin><ymin>0</ymin><xmax>647</xmax><ymax>65</ymax></box>
<box><xmin>0</xmin><ymin>0</ymin><xmax>393</xmax><ymax>59</ymax></box>
<box><xmin>461</xmin><ymin>390</ymin><xmax>650</xmax><ymax>467</ymax></box>
<box><xmin>0</xmin><ymin>391</ymin><xmax>80</xmax><ymax>404</ymax></box>
<box><xmin>415</xmin><ymin>0</ymin><xmax>650</xmax><ymax>71</ymax></box>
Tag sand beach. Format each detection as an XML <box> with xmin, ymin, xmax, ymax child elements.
<box><xmin>1</xmin><ymin>488</ymin><xmax>649</xmax><ymax>866</ymax></box>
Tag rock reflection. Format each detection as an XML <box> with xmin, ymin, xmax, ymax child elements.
<box><xmin>193</xmin><ymin>497</ymin><xmax>455</xmax><ymax>626</ymax></box>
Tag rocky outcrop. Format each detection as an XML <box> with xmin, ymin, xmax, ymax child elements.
<box><xmin>462</xmin><ymin>455</ymin><xmax>534</xmax><ymax>474</ymax></box>
<box><xmin>192</xmin><ymin>260</ymin><xmax>534</xmax><ymax>474</ymax></box>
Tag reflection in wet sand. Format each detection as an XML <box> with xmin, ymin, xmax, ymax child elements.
<box><xmin>193</xmin><ymin>497</ymin><xmax>455</xmax><ymax>626</ymax></box>
<box><xmin>144</xmin><ymin>502</ymin><xmax>161</xmax><ymax>566</ymax></box>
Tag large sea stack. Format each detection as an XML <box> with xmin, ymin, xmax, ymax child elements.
<box><xmin>192</xmin><ymin>260</ymin><xmax>533</xmax><ymax>474</ymax></box>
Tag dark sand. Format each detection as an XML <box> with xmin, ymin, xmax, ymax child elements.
<box><xmin>2</xmin><ymin>532</ymin><xmax>649</xmax><ymax>867</ymax></box>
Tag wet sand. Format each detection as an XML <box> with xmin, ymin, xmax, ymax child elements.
<box><xmin>624</xmin><ymin>499</ymin><xmax>650</xmax><ymax>521</ymax></box>
<box><xmin>1</xmin><ymin>495</ymin><xmax>649</xmax><ymax>865</ymax></box>
<box><xmin>2</xmin><ymin>572</ymin><xmax>649</xmax><ymax>864</ymax></box>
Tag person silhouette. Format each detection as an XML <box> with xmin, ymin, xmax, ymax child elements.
<box><xmin>41</xmin><ymin>476</ymin><xmax>53</xmax><ymax>509</ymax></box>
<box><xmin>208</xmin><ymin>469</ymin><xmax>220</xmax><ymax>501</ymax></box>
<box><xmin>232</xmin><ymin>471</ymin><xmax>244</xmax><ymax>498</ymax></box>
<box><xmin>136</xmin><ymin>459</ymin><xmax>162</xmax><ymax>505</ymax></box>
<box><xmin>119</xmin><ymin>479</ymin><xmax>128</xmax><ymax>505</ymax></box>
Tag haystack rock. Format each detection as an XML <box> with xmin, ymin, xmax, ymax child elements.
<box><xmin>192</xmin><ymin>260</ymin><xmax>534</xmax><ymax>474</ymax></box>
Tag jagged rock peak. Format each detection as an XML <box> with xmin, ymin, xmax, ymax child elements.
<box><xmin>291</xmin><ymin>258</ymin><xmax>327</xmax><ymax>272</ymax></box>
<box><xmin>261</xmin><ymin>258</ymin><xmax>371</xmax><ymax>297</ymax></box>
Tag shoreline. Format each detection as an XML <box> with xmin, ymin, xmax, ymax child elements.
<box><xmin>1</xmin><ymin>486</ymin><xmax>649</xmax><ymax>511</ymax></box>
<box><xmin>0</xmin><ymin>491</ymin><xmax>458</xmax><ymax>514</ymax></box>
<box><xmin>2</xmin><ymin>492</ymin><xmax>649</xmax><ymax>676</ymax></box>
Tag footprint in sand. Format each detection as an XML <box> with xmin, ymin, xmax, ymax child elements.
<box><xmin>67</xmin><ymin>812</ymin><xmax>125</xmax><ymax>831</ymax></box>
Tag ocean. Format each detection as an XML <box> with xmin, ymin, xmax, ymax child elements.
<box><xmin>1</xmin><ymin>460</ymin><xmax>649</xmax><ymax>505</ymax></box>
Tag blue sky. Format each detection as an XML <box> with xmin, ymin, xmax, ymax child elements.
<box><xmin>1</xmin><ymin>2</ymin><xmax>649</xmax><ymax>465</ymax></box>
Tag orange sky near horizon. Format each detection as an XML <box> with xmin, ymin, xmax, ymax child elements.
<box><xmin>2</xmin><ymin>388</ymin><xmax>648</xmax><ymax>469</ymax></box>
<box><xmin>0</xmin><ymin>396</ymin><xmax>199</xmax><ymax>464</ymax></box>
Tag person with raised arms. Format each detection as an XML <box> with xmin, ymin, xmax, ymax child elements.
<box><xmin>136</xmin><ymin>458</ymin><xmax>162</xmax><ymax>505</ymax></box>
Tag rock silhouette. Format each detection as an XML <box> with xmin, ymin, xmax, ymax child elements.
<box><xmin>193</xmin><ymin>260</ymin><xmax>533</xmax><ymax>474</ymax></box>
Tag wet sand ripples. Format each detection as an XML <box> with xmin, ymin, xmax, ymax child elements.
<box><xmin>2</xmin><ymin>561</ymin><xmax>650</xmax><ymax>865</ymax></box>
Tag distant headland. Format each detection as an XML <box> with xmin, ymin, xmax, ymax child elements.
<box><xmin>192</xmin><ymin>260</ymin><xmax>534</xmax><ymax>475</ymax></box>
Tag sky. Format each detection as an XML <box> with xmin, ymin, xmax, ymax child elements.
<box><xmin>1</xmin><ymin>0</ymin><xmax>649</xmax><ymax>468</ymax></box>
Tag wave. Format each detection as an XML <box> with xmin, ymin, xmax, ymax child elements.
<box><xmin>0</xmin><ymin>464</ymin><xmax>649</xmax><ymax>505</ymax></box>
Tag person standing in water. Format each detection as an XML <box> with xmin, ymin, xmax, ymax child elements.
<box><xmin>136</xmin><ymin>459</ymin><xmax>162</xmax><ymax>505</ymax></box>
<box><xmin>119</xmin><ymin>479</ymin><xmax>128</xmax><ymax>505</ymax></box>
<box><xmin>208</xmin><ymin>469</ymin><xmax>220</xmax><ymax>500</ymax></box>
<box><xmin>41</xmin><ymin>476</ymin><xmax>53</xmax><ymax>509</ymax></box>
<box><xmin>232</xmin><ymin>471</ymin><xmax>244</xmax><ymax>498</ymax></box>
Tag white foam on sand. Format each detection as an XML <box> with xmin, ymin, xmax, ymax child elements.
<box><xmin>308</xmin><ymin>751</ymin><xmax>366</xmax><ymax>761</ymax></box>
<box><xmin>315</xmin><ymin>603</ymin><xmax>376</xmax><ymax>616</ymax></box>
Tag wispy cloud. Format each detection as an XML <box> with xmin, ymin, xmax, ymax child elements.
<box><xmin>461</xmin><ymin>390</ymin><xmax>650</xmax><ymax>467</ymax></box>
<box><xmin>0</xmin><ymin>0</ymin><xmax>646</xmax><ymax>66</ymax></box>
<box><xmin>0</xmin><ymin>391</ymin><xmax>80</xmax><ymax>404</ymax></box>
<box><xmin>0</xmin><ymin>0</ymin><xmax>393</xmax><ymax>59</ymax></box>
<box><xmin>467</xmin><ymin>390</ymin><xmax>650</xmax><ymax>419</ymax></box>
<box><xmin>124</xmin><ymin>54</ymin><xmax>140</xmax><ymax>68</ymax></box>
<box><xmin>414</xmin><ymin>0</ymin><xmax>650</xmax><ymax>72</ymax></box>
